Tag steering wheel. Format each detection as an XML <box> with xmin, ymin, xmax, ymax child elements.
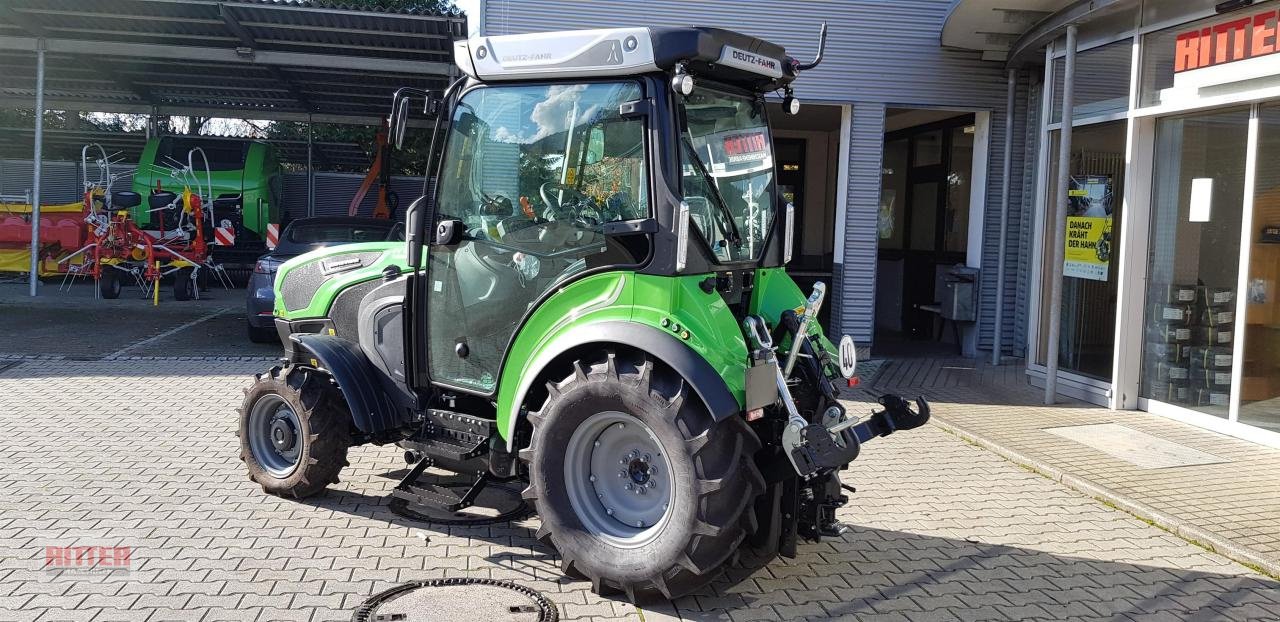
<box><xmin>539</xmin><ymin>182</ymin><xmax>593</xmax><ymax>212</ymax></box>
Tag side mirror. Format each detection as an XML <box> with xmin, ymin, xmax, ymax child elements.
<box><xmin>390</xmin><ymin>96</ymin><xmax>411</xmax><ymax>149</ymax></box>
<box><xmin>434</xmin><ymin>218</ymin><xmax>465</xmax><ymax>246</ymax></box>
<box><xmin>783</xmin><ymin>202</ymin><xmax>795</xmax><ymax>264</ymax></box>
<box><xmin>675</xmin><ymin>201</ymin><xmax>690</xmax><ymax>272</ymax></box>
<box><xmin>404</xmin><ymin>195</ymin><xmax>426</xmax><ymax>266</ymax></box>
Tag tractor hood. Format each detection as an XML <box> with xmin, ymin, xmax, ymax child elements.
<box><xmin>273</xmin><ymin>241</ymin><xmax>409</xmax><ymax>319</ymax></box>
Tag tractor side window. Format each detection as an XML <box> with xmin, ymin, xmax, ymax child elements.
<box><xmin>437</xmin><ymin>82</ymin><xmax>649</xmax><ymax>231</ymax></box>
<box><xmin>428</xmin><ymin>81</ymin><xmax>650</xmax><ymax>393</ymax></box>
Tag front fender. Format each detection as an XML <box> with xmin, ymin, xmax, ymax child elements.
<box><xmin>290</xmin><ymin>334</ymin><xmax>400</xmax><ymax>434</ymax></box>
<box><xmin>501</xmin><ymin>321</ymin><xmax>741</xmax><ymax>448</ymax></box>
<box><xmin>495</xmin><ymin>272</ymin><xmax>750</xmax><ymax>449</ymax></box>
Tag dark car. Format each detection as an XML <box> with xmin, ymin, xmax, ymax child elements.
<box><xmin>246</xmin><ymin>216</ymin><xmax>403</xmax><ymax>343</ymax></box>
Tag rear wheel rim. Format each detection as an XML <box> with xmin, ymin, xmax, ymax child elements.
<box><xmin>563</xmin><ymin>411</ymin><xmax>673</xmax><ymax>548</ymax></box>
<box><xmin>248</xmin><ymin>394</ymin><xmax>302</xmax><ymax>478</ymax></box>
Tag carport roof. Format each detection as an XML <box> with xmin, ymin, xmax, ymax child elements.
<box><xmin>0</xmin><ymin>0</ymin><xmax>467</xmax><ymax>125</ymax></box>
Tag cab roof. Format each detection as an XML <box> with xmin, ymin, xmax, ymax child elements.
<box><xmin>454</xmin><ymin>27</ymin><xmax>797</xmax><ymax>91</ymax></box>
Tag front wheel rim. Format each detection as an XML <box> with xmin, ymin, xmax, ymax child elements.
<box><xmin>248</xmin><ymin>394</ymin><xmax>303</xmax><ymax>478</ymax></box>
<box><xmin>563</xmin><ymin>411</ymin><xmax>674</xmax><ymax>548</ymax></box>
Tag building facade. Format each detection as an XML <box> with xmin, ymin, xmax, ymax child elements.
<box><xmin>948</xmin><ymin>0</ymin><xmax>1280</xmax><ymax>446</ymax></box>
<box><xmin>483</xmin><ymin>0</ymin><xmax>1037</xmax><ymax>363</ymax></box>
<box><xmin>484</xmin><ymin>0</ymin><xmax>1280</xmax><ymax>447</ymax></box>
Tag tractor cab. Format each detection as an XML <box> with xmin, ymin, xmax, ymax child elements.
<box><xmin>246</xmin><ymin>25</ymin><xmax>930</xmax><ymax>603</ymax></box>
<box><xmin>397</xmin><ymin>27</ymin><xmax>807</xmax><ymax>393</ymax></box>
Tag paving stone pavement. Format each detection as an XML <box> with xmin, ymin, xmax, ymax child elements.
<box><xmin>3</xmin><ymin>358</ymin><xmax>1280</xmax><ymax>621</ymax></box>
<box><xmin>866</xmin><ymin>356</ymin><xmax>1280</xmax><ymax>578</ymax></box>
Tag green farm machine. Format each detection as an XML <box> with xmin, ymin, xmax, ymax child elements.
<box><xmin>238</xmin><ymin>25</ymin><xmax>929</xmax><ymax>600</ymax></box>
<box><xmin>132</xmin><ymin>135</ymin><xmax>284</xmax><ymax>274</ymax></box>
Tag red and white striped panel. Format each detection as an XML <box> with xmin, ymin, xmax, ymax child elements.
<box><xmin>265</xmin><ymin>223</ymin><xmax>280</xmax><ymax>250</ymax></box>
<box><xmin>213</xmin><ymin>226</ymin><xmax>236</xmax><ymax>247</ymax></box>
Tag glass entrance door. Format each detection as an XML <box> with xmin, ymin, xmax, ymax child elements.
<box><xmin>1038</xmin><ymin>120</ymin><xmax>1127</xmax><ymax>381</ymax></box>
<box><xmin>1140</xmin><ymin>108</ymin><xmax>1250</xmax><ymax>418</ymax></box>
<box><xmin>1240</xmin><ymin>104</ymin><xmax>1280</xmax><ymax>431</ymax></box>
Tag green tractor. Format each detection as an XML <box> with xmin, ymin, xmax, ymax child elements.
<box><xmin>239</xmin><ymin>25</ymin><xmax>929</xmax><ymax>600</ymax></box>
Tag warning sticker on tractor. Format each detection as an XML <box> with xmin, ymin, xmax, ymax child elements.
<box><xmin>1064</xmin><ymin>216</ymin><xmax>1112</xmax><ymax>282</ymax></box>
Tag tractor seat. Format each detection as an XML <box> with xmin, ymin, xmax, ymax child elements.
<box><xmin>149</xmin><ymin>191</ymin><xmax>178</xmax><ymax>210</ymax></box>
<box><xmin>111</xmin><ymin>191</ymin><xmax>141</xmax><ymax>209</ymax></box>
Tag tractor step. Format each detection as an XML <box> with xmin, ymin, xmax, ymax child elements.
<box><xmin>390</xmin><ymin>456</ymin><xmax>492</xmax><ymax>513</ymax></box>
<box><xmin>400</xmin><ymin>409</ymin><xmax>495</xmax><ymax>465</ymax></box>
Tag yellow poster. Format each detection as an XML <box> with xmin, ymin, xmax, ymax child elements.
<box><xmin>1064</xmin><ymin>216</ymin><xmax>1112</xmax><ymax>281</ymax></box>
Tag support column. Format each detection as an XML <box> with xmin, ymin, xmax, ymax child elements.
<box><xmin>28</xmin><ymin>38</ymin><xmax>46</xmax><ymax>297</ymax></box>
<box><xmin>307</xmin><ymin>115</ymin><xmax>315</xmax><ymax>217</ymax></box>
<box><xmin>992</xmin><ymin>69</ymin><xmax>1017</xmax><ymax>366</ymax></box>
<box><xmin>1045</xmin><ymin>25</ymin><xmax>1077</xmax><ymax>404</ymax></box>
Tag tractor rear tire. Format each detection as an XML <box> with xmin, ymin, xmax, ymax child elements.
<box><xmin>521</xmin><ymin>350</ymin><xmax>764</xmax><ymax>602</ymax></box>
<box><xmin>173</xmin><ymin>268</ymin><xmax>195</xmax><ymax>301</ymax></box>
<box><xmin>238</xmin><ymin>365</ymin><xmax>349</xmax><ymax>499</ymax></box>
<box><xmin>99</xmin><ymin>270</ymin><xmax>122</xmax><ymax>299</ymax></box>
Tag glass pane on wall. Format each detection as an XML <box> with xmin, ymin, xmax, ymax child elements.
<box><xmin>1141</xmin><ymin>108</ymin><xmax>1249</xmax><ymax>417</ymax></box>
<box><xmin>914</xmin><ymin>130</ymin><xmax>943</xmax><ymax>167</ymax></box>
<box><xmin>945</xmin><ymin>125</ymin><xmax>974</xmax><ymax>253</ymax></box>
<box><xmin>1051</xmin><ymin>39</ymin><xmax>1133</xmax><ymax>123</ymax></box>
<box><xmin>1037</xmin><ymin>122</ymin><xmax>1127</xmax><ymax>378</ymax></box>
<box><xmin>879</xmin><ymin>138</ymin><xmax>908</xmax><ymax>250</ymax></box>
<box><xmin>1142</xmin><ymin>0</ymin><xmax>1222</xmax><ymax>30</ymax></box>
<box><xmin>909</xmin><ymin>182</ymin><xmax>938</xmax><ymax>251</ymax></box>
<box><xmin>1241</xmin><ymin>104</ymin><xmax>1280</xmax><ymax>431</ymax></box>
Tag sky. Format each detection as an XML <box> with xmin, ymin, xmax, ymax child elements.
<box><xmin>456</xmin><ymin>0</ymin><xmax>482</xmax><ymax>35</ymax></box>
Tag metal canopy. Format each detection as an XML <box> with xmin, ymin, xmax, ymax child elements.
<box><xmin>0</xmin><ymin>0</ymin><xmax>466</xmax><ymax>124</ymax></box>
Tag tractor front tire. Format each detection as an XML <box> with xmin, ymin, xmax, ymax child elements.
<box><xmin>522</xmin><ymin>350</ymin><xmax>764</xmax><ymax>601</ymax></box>
<box><xmin>238</xmin><ymin>365</ymin><xmax>349</xmax><ymax>499</ymax></box>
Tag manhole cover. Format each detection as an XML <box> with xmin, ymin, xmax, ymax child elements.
<box><xmin>388</xmin><ymin>479</ymin><xmax>532</xmax><ymax>526</ymax></box>
<box><xmin>352</xmin><ymin>578</ymin><xmax>557</xmax><ymax>622</ymax></box>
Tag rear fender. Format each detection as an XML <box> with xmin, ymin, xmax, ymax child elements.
<box><xmin>289</xmin><ymin>333</ymin><xmax>402</xmax><ymax>434</ymax></box>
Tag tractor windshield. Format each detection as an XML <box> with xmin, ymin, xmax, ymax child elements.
<box><xmin>680</xmin><ymin>87</ymin><xmax>776</xmax><ymax>263</ymax></box>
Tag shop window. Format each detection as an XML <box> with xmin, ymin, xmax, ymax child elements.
<box><xmin>1051</xmin><ymin>40</ymin><xmax>1133</xmax><ymax>123</ymax></box>
<box><xmin>1141</xmin><ymin>108</ymin><xmax>1249</xmax><ymax>417</ymax></box>
<box><xmin>1240</xmin><ymin>104</ymin><xmax>1280</xmax><ymax>431</ymax></box>
<box><xmin>1037</xmin><ymin>121</ymin><xmax>1127</xmax><ymax>380</ymax></box>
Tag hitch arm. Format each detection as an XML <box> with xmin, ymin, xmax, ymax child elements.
<box><xmin>791</xmin><ymin>395</ymin><xmax>932</xmax><ymax>478</ymax></box>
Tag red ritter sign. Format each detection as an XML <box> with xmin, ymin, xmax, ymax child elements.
<box><xmin>1175</xmin><ymin>7</ymin><xmax>1280</xmax><ymax>73</ymax></box>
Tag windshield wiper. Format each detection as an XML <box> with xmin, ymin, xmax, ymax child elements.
<box><xmin>681</xmin><ymin>138</ymin><xmax>742</xmax><ymax>248</ymax></box>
